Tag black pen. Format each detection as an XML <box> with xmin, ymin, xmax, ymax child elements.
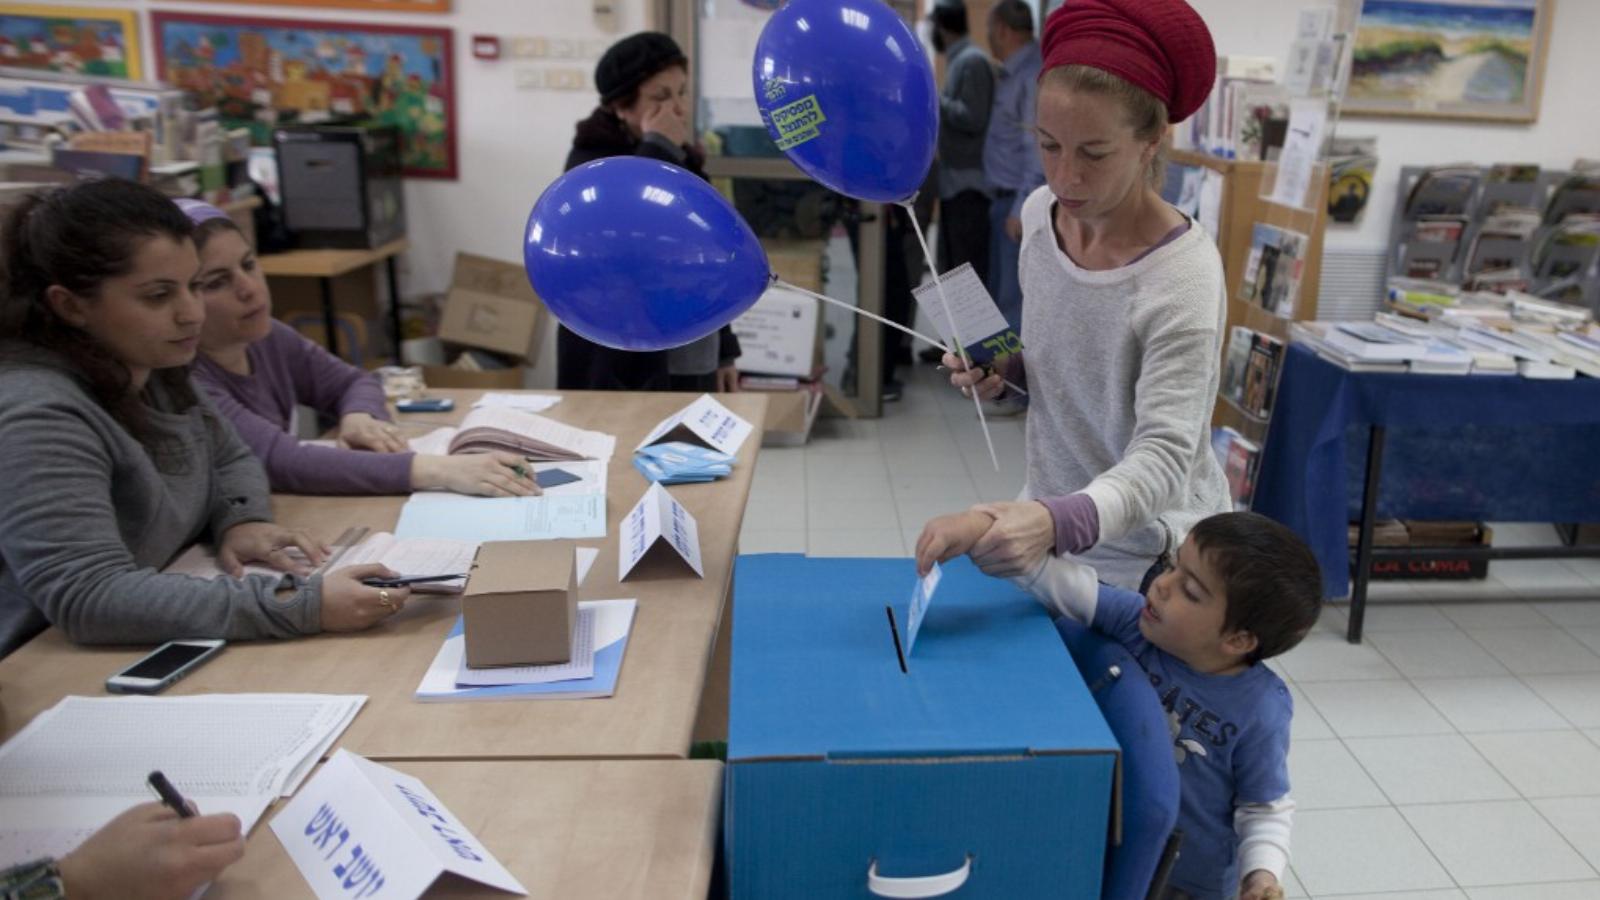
<box><xmin>148</xmin><ymin>770</ymin><xmax>194</xmax><ymax>819</ymax></box>
<box><xmin>361</xmin><ymin>573</ymin><xmax>468</xmax><ymax>588</ymax></box>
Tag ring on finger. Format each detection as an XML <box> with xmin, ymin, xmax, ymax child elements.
<box><xmin>378</xmin><ymin>589</ymin><xmax>394</xmax><ymax>610</ymax></box>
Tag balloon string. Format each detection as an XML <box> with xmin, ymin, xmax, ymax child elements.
<box><xmin>900</xmin><ymin>202</ymin><xmax>1000</xmax><ymax>473</ymax></box>
<box><xmin>772</xmin><ymin>279</ymin><xmax>1028</xmax><ymax>397</ymax></box>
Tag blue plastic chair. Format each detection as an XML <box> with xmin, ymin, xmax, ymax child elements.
<box><xmin>1056</xmin><ymin>618</ymin><xmax>1183</xmax><ymax>900</ymax></box>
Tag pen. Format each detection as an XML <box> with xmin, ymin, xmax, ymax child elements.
<box><xmin>361</xmin><ymin>573</ymin><xmax>469</xmax><ymax>587</ymax></box>
<box><xmin>147</xmin><ymin>770</ymin><xmax>194</xmax><ymax>819</ymax></box>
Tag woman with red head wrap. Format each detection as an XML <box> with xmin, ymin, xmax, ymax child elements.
<box><xmin>917</xmin><ymin>4</ymin><xmax>1291</xmax><ymax>897</ymax></box>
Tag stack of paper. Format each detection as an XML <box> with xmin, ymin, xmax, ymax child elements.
<box><xmin>0</xmin><ymin>694</ymin><xmax>365</xmax><ymax>869</ymax></box>
<box><xmin>471</xmin><ymin>392</ymin><xmax>562</xmax><ymax>413</ymax></box>
<box><xmin>633</xmin><ymin>442</ymin><xmax>734</xmax><ymax>484</ymax></box>
<box><xmin>408</xmin><ymin>408</ymin><xmax>615</xmax><ymax>462</ymax></box>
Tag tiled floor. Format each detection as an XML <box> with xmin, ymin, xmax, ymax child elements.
<box><xmin>739</xmin><ymin>363</ymin><xmax>1600</xmax><ymax>898</ymax></box>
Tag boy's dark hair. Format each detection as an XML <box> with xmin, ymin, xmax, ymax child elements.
<box><xmin>1189</xmin><ymin>511</ymin><xmax>1322</xmax><ymax>664</ymax></box>
<box><xmin>0</xmin><ymin>178</ymin><xmax>198</xmax><ymax>442</ymax></box>
<box><xmin>931</xmin><ymin>3</ymin><xmax>969</xmax><ymax>37</ymax></box>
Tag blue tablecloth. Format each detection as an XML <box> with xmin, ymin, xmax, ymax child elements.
<box><xmin>1253</xmin><ymin>344</ymin><xmax>1600</xmax><ymax>598</ymax></box>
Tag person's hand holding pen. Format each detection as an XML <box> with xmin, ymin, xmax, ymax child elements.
<box><xmin>409</xmin><ymin>451</ymin><xmax>542</xmax><ymax>498</ymax></box>
<box><xmin>51</xmin><ymin>774</ymin><xmax>244</xmax><ymax>900</ymax></box>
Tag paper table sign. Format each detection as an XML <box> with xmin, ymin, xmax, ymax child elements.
<box><xmin>271</xmin><ymin>749</ymin><xmax>526</xmax><ymax>899</ymax></box>
<box><xmin>635</xmin><ymin>394</ymin><xmax>753</xmax><ymax>456</ymax></box>
<box><xmin>618</xmin><ymin>482</ymin><xmax>704</xmax><ymax>580</ymax></box>
<box><xmin>911</xmin><ymin>262</ymin><xmax>1023</xmax><ymax>367</ymax></box>
<box><xmin>904</xmin><ymin>561</ymin><xmax>942</xmax><ymax>657</ymax></box>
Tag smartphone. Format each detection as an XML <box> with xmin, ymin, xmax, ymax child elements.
<box><xmin>536</xmin><ymin>467</ymin><xmax>582</xmax><ymax>489</ymax></box>
<box><xmin>105</xmin><ymin>639</ymin><xmax>225</xmax><ymax>694</ymax></box>
<box><xmin>396</xmin><ymin>398</ymin><xmax>454</xmax><ymax>413</ymax></box>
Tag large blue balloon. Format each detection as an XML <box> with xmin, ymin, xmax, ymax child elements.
<box><xmin>523</xmin><ymin>157</ymin><xmax>771</xmax><ymax>352</ymax></box>
<box><xmin>753</xmin><ymin>0</ymin><xmax>937</xmax><ymax>203</ymax></box>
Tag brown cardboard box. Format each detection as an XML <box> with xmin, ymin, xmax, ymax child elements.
<box><xmin>421</xmin><ymin>364</ymin><xmax>526</xmax><ymax>389</ymax></box>
<box><xmin>462</xmin><ymin>542</ymin><xmax>577</xmax><ymax>667</ymax></box>
<box><xmin>437</xmin><ymin>253</ymin><xmax>549</xmax><ymax>361</ymax></box>
<box><xmin>758</xmin><ymin>384</ymin><xmax>823</xmax><ymax>447</ymax></box>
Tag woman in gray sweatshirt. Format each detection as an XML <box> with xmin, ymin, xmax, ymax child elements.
<box><xmin>0</xmin><ymin>179</ymin><xmax>410</xmax><ymax>658</ymax></box>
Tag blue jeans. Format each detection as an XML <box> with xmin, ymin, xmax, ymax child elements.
<box><xmin>986</xmin><ymin>191</ymin><xmax>1023</xmax><ymax>333</ymax></box>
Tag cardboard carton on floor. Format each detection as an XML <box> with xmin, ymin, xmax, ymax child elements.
<box><xmin>757</xmin><ymin>384</ymin><xmax>823</xmax><ymax>447</ymax></box>
<box><xmin>462</xmin><ymin>542</ymin><xmax>576</xmax><ymax>668</ymax></box>
<box><xmin>438</xmin><ymin>253</ymin><xmax>549</xmax><ymax>361</ymax></box>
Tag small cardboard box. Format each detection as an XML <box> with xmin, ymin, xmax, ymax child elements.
<box><xmin>437</xmin><ymin>253</ymin><xmax>548</xmax><ymax>361</ymax></box>
<box><xmin>421</xmin><ymin>364</ymin><xmax>526</xmax><ymax>390</ymax></box>
<box><xmin>461</xmin><ymin>542</ymin><xmax>576</xmax><ymax>668</ymax></box>
<box><xmin>757</xmin><ymin>385</ymin><xmax>822</xmax><ymax>447</ymax></box>
<box><xmin>732</xmin><ymin>286</ymin><xmax>820</xmax><ymax>378</ymax></box>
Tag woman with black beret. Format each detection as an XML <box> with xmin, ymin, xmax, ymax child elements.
<box><xmin>557</xmin><ymin>31</ymin><xmax>742</xmax><ymax>393</ymax></box>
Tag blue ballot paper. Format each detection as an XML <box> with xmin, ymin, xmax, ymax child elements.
<box><xmin>632</xmin><ymin>441</ymin><xmax>735</xmax><ymax>485</ymax></box>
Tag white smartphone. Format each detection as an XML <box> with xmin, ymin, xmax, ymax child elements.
<box><xmin>105</xmin><ymin>639</ymin><xmax>225</xmax><ymax>694</ymax></box>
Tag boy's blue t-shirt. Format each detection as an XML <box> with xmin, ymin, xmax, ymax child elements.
<box><xmin>1093</xmin><ymin>584</ymin><xmax>1293</xmax><ymax>900</ymax></box>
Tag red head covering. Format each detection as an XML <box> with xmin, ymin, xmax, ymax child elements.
<box><xmin>1041</xmin><ymin>0</ymin><xmax>1216</xmax><ymax>125</ymax></box>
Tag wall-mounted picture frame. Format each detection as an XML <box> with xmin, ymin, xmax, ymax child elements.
<box><xmin>166</xmin><ymin>0</ymin><xmax>449</xmax><ymax>12</ymax></box>
<box><xmin>151</xmin><ymin>12</ymin><xmax>456</xmax><ymax>179</ymax></box>
<box><xmin>1345</xmin><ymin>0</ymin><xmax>1552</xmax><ymax>123</ymax></box>
<box><xmin>0</xmin><ymin>4</ymin><xmax>143</xmax><ymax>80</ymax></box>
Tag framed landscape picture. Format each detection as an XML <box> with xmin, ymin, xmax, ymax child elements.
<box><xmin>0</xmin><ymin>4</ymin><xmax>142</xmax><ymax>80</ymax></box>
<box><xmin>1345</xmin><ymin>0</ymin><xmax>1553</xmax><ymax>122</ymax></box>
<box><xmin>167</xmin><ymin>0</ymin><xmax>449</xmax><ymax>11</ymax></box>
<box><xmin>151</xmin><ymin>12</ymin><xmax>456</xmax><ymax>178</ymax></box>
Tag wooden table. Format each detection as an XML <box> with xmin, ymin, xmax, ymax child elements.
<box><xmin>0</xmin><ymin>389</ymin><xmax>767</xmax><ymax>761</ymax></box>
<box><xmin>257</xmin><ymin>238</ymin><xmax>410</xmax><ymax>363</ymax></box>
<box><xmin>209</xmin><ymin>759</ymin><xmax>721</xmax><ymax>899</ymax></box>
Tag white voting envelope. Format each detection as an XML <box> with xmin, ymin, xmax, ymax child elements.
<box><xmin>272</xmin><ymin>749</ymin><xmax>526</xmax><ymax>899</ymax></box>
<box><xmin>618</xmin><ymin>482</ymin><xmax>704</xmax><ymax>580</ymax></box>
<box><xmin>635</xmin><ymin>393</ymin><xmax>753</xmax><ymax>456</ymax></box>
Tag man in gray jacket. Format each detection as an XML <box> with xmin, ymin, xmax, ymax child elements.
<box><xmin>922</xmin><ymin>0</ymin><xmax>996</xmax><ymax>363</ymax></box>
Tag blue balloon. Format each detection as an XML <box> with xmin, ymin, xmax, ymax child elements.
<box><xmin>523</xmin><ymin>157</ymin><xmax>771</xmax><ymax>352</ymax></box>
<box><xmin>753</xmin><ymin>0</ymin><xmax>937</xmax><ymax>203</ymax></box>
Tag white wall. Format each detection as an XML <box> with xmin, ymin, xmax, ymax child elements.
<box><xmin>123</xmin><ymin>0</ymin><xmax>654</xmax><ymax>385</ymax></box>
<box><xmin>1190</xmin><ymin>0</ymin><xmax>1600</xmax><ymax>252</ymax></box>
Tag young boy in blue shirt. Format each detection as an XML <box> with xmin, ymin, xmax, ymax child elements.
<box><xmin>919</xmin><ymin>511</ymin><xmax>1321</xmax><ymax>900</ymax></box>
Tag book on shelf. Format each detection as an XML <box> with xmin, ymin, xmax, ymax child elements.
<box><xmin>1210</xmin><ymin>426</ymin><xmax>1261</xmax><ymax>511</ymax></box>
<box><xmin>1543</xmin><ymin>172</ymin><xmax>1600</xmax><ymax>225</ymax></box>
<box><xmin>1238</xmin><ymin>223</ymin><xmax>1309</xmax><ymax>318</ymax></box>
<box><xmin>1412</xmin><ymin>215</ymin><xmax>1468</xmax><ymax>244</ymax></box>
<box><xmin>1486</xmin><ymin>163</ymin><xmax>1540</xmax><ymax>185</ymax></box>
<box><xmin>1530</xmin><ymin>222</ymin><xmax>1600</xmax><ymax>282</ymax></box>
<box><xmin>1220</xmin><ymin>326</ymin><xmax>1253</xmax><ymax>408</ymax></box>
<box><xmin>1286</xmin><ymin>322</ymin><xmax>1386</xmax><ymax>372</ymax></box>
<box><xmin>1506</xmin><ymin>290</ymin><xmax>1593</xmax><ymax>327</ymax></box>
<box><xmin>1241</xmin><ymin>331</ymin><xmax>1286</xmax><ymax>418</ymax></box>
<box><xmin>1404</xmin><ymin>166</ymin><xmax>1481</xmax><ymax>219</ymax></box>
<box><xmin>1325</xmin><ymin>322</ymin><xmax>1430</xmax><ymax>362</ymax></box>
<box><xmin>1229</xmin><ymin>81</ymin><xmax>1291</xmax><ymax>162</ymax></box>
<box><xmin>1461</xmin><ymin>266</ymin><xmax>1529</xmax><ymax>294</ymax></box>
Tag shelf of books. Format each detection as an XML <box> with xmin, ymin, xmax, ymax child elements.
<box><xmin>1385</xmin><ymin>163</ymin><xmax>1600</xmax><ymax>309</ymax></box>
<box><xmin>1176</xmin><ymin>6</ymin><xmax>1357</xmax><ymax>513</ymax></box>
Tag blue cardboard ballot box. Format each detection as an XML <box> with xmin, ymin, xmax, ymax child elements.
<box><xmin>726</xmin><ymin>555</ymin><xmax>1120</xmax><ymax>900</ymax></box>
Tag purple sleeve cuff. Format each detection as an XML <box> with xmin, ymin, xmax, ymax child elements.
<box><xmin>339</xmin><ymin>372</ymin><xmax>392</xmax><ymax>422</ymax></box>
<box><xmin>1038</xmin><ymin>492</ymin><xmax>1099</xmax><ymax>555</ymax></box>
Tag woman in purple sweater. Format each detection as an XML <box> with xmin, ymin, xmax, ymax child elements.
<box><xmin>180</xmin><ymin>200</ymin><xmax>538</xmax><ymax>497</ymax></box>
